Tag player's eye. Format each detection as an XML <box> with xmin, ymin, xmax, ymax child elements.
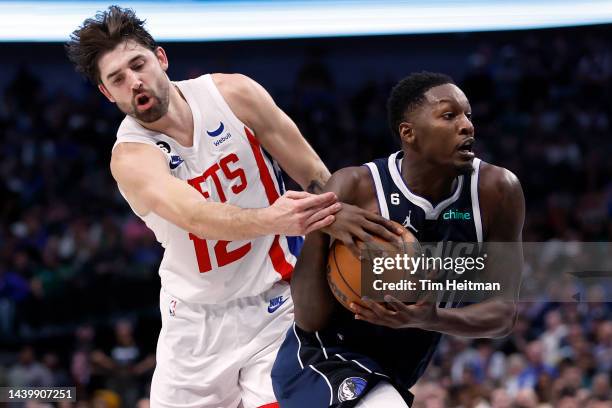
<box><xmin>132</xmin><ymin>62</ymin><xmax>144</xmax><ymax>71</ymax></box>
<box><xmin>113</xmin><ymin>76</ymin><xmax>123</xmax><ymax>85</ymax></box>
<box><xmin>465</xmin><ymin>113</ymin><xmax>472</xmax><ymax>120</ymax></box>
<box><xmin>442</xmin><ymin>112</ymin><xmax>454</xmax><ymax>120</ymax></box>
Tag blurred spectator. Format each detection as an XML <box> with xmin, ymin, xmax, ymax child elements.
<box><xmin>41</xmin><ymin>352</ymin><xmax>70</xmax><ymax>386</ymax></box>
<box><xmin>451</xmin><ymin>339</ymin><xmax>505</xmax><ymax>385</ymax></box>
<box><xmin>513</xmin><ymin>388</ymin><xmax>539</xmax><ymax>408</ymax></box>
<box><xmin>7</xmin><ymin>346</ymin><xmax>53</xmax><ymax>387</ymax></box>
<box><xmin>0</xmin><ymin>264</ymin><xmax>30</xmax><ymax>336</ymax></box>
<box><xmin>540</xmin><ymin>309</ymin><xmax>568</xmax><ymax>366</ymax></box>
<box><xmin>91</xmin><ymin>319</ymin><xmax>155</xmax><ymax>407</ymax></box>
<box><xmin>411</xmin><ymin>381</ymin><xmax>449</xmax><ymax>407</ymax></box>
<box><xmin>518</xmin><ymin>341</ymin><xmax>558</xmax><ymax>389</ymax></box>
<box><xmin>71</xmin><ymin>324</ymin><xmax>95</xmax><ymax>392</ymax></box>
<box><xmin>91</xmin><ymin>389</ymin><xmax>121</xmax><ymax>408</ymax></box>
<box><xmin>590</xmin><ymin>373</ymin><xmax>610</xmax><ymax>401</ymax></box>
<box><xmin>593</xmin><ymin>320</ymin><xmax>612</xmax><ymax>373</ymax></box>
<box><xmin>490</xmin><ymin>388</ymin><xmax>512</xmax><ymax>408</ymax></box>
<box><xmin>502</xmin><ymin>353</ymin><xmax>527</xmax><ymax>397</ymax></box>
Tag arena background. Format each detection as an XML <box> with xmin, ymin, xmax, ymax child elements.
<box><xmin>0</xmin><ymin>1</ymin><xmax>610</xmax><ymax>407</ymax></box>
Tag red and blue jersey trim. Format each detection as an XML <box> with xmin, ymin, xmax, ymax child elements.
<box><xmin>245</xmin><ymin>126</ymin><xmax>297</xmax><ymax>281</ymax></box>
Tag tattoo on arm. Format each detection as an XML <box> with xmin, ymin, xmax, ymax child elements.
<box><xmin>307</xmin><ymin>180</ymin><xmax>325</xmax><ymax>194</ymax></box>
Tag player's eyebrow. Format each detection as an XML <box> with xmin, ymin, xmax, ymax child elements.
<box><xmin>106</xmin><ymin>55</ymin><xmax>145</xmax><ymax>81</ymax></box>
<box><xmin>432</xmin><ymin>97</ymin><xmax>472</xmax><ymax>113</ymax></box>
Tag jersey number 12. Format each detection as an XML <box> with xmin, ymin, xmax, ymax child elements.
<box><xmin>187</xmin><ymin>153</ymin><xmax>250</xmax><ymax>273</ymax></box>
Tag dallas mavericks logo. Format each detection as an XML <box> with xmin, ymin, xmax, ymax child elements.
<box><xmin>337</xmin><ymin>377</ymin><xmax>367</xmax><ymax>402</ymax></box>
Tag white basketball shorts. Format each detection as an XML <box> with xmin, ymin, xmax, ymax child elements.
<box><xmin>150</xmin><ymin>281</ymin><xmax>293</xmax><ymax>408</ymax></box>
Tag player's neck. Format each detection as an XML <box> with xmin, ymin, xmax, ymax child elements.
<box><xmin>137</xmin><ymin>84</ymin><xmax>194</xmax><ymax>147</ymax></box>
<box><xmin>401</xmin><ymin>153</ymin><xmax>458</xmax><ymax>204</ymax></box>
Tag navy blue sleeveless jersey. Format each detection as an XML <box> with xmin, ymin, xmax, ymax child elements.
<box><xmin>272</xmin><ymin>151</ymin><xmax>484</xmax><ymax>408</ymax></box>
<box><xmin>365</xmin><ymin>150</ymin><xmax>483</xmax><ymax>243</ymax></box>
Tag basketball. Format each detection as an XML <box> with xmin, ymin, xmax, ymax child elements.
<box><xmin>327</xmin><ymin>222</ymin><xmax>419</xmax><ymax>311</ymax></box>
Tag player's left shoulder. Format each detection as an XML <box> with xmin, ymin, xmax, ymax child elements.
<box><xmin>478</xmin><ymin>161</ymin><xmax>523</xmax><ymax>201</ymax></box>
<box><xmin>477</xmin><ymin>161</ymin><xmax>525</xmax><ymax>238</ymax></box>
<box><xmin>211</xmin><ymin>73</ymin><xmax>270</xmax><ymax>130</ymax></box>
<box><xmin>211</xmin><ymin>73</ymin><xmax>260</xmax><ymax>104</ymax></box>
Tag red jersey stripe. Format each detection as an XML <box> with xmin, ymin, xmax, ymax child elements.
<box><xmin>245</xmin><ymin>127</ymin><xmax>294</xmax><ymax>281</ymax></box>
<box><xmin>245</xmin><ymin>127</ymin><xmax>280</xmax><ymax>203</ymax></box>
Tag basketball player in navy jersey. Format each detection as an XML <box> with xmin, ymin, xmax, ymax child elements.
<box><xmin>272</xmin><ymin>72</ymin><xmax>525</xmax><ymax>407</ymax></box>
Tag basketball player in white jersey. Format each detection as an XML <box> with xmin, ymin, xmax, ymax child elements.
<box><xmin>67</xmin><ymin>6</ymin><xmax>402</xmax><ymax>408</ymax></box>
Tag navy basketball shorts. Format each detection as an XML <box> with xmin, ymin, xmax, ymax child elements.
<box><xmin>271</xmin><ymin>323</ymin><xmax>414</xmax><ymax>408</ymax></box>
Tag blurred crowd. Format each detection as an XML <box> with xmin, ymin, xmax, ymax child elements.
<box><xmin>0</xmin><ymin>26</ymin><xmax>610</xmax><ymax>406</ymax></box>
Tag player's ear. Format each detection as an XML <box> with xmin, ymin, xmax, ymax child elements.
<box><xmin>98</xmin><ymin>83</ymin><xmax>115</xmax><ymax>103</ymax></box>
<box><xmin>398</xmin><ymin>122</ymin><xmax>415</xmax><ymax>145</ymax></box>
<box><xmin>155</xmin><ymin>46</ymin><xmax>169</xmax><ymax>71</ymax></box>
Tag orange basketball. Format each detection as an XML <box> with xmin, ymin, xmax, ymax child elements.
<box><xmin>327</xmin><ymin>222</ymin><xmax>419</xmax><ymax>311</ymax></box>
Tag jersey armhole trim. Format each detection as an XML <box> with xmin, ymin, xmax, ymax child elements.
<box><xmin>112</xmin><ymin>135</ymin><xmax>163</xmax><ymax>154</ymax></box>
<box><xmin>364</xmin><ymin>163</ymin><xmax>389</xmax><ymax>219</ymax></box>
<box><xmin>470</xmin><ymin>158</ymin><xmax>483</xmax><ymax>243</ymax></box>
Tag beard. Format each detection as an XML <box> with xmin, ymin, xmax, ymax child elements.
<box><xmin>453</xmin><ymin>159</ymin><xmax>475</xmax><ymax>176</ymax></box>
<box><xmin>119</xmin><ymin>78</ymin><xmax>170</xmax><ymax>123</ymax></box>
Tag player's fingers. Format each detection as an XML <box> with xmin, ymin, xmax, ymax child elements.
<box><xmin>347</xmin><ymin>240</ymin><xmax>361</xmax><ymax>259</ymax></box>
<box><xmin>361</xmin><ymin>297</ymin><xmax>396</xmax><ymax>319</ymax></box>
<box><xmin>350</xmin><ymin>301</ymin><xmax>395</xmax><ymax>326</ymax></box>
<box><xmin>365</xmin><ymin>212</ymin><xmax>404</xmax><ymax>235</ymax></box>
<box><xmin>362</xmin><ymin>220</ymin><xmax>403</xmax><ymax>246</ymax></box>
<box><xmin>384</xmin><ymin>295</ymin><xmax>409</xmax><ymax>312</ymax></box>
<box><xmin>349</xmin><ymin>302</ymin><xmax>377</xmax><ymax>320</ymax></box>
<box><xmin>304</xmin><ymin>215</ymin><xmax>335</xmax><ymax>234</ymax></box>
<box><xmin>294</xmin><ymin>192</ymin><xmax>337</xmax><ymax>210</ymax></box>
<box><xmin>416</xmin><ymin>288</ymin><xmax>438</xmax><ymax>306</ymax></box>
<box><xmin>349</xmin><ymin>226</ymin><xmax>373</xmax><ymax>243</ymax></box>
<box><xmin>283</xmin><ymin>190</ymin><xmax>310</xmax><ymax>199</ymax></box>
<box><xmin>305</xmin><ymin>202</ymin><xmax>342</xmax><ymax>225</ymax></box>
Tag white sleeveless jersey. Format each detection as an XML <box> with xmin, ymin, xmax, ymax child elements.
<box><xmin>113</xmin><ymin>74</ymin><xmax>299</xmax><ymax>304</ymax></box>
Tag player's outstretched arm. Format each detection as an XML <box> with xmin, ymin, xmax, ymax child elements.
<box><xmin>111</xmin><ymin>142</ymin><xmax>340</xmax><ymax>240</ymax></box>
<box><xmin>213</xmin><ymin>73</ymin><xmax>330</xmax><ymax>193</ymax></box>
<box><xmin>216</xmin><ymin>74</ymin><xmax>402</xmax><ymax>249</ymax></box>
<box><xmin>352</xmin><ymin>164</ymin><xmax>525</xmax><ymax>338</ymax></box>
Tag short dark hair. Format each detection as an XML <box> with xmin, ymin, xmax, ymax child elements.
<box><xmin>65</xmin><ymin>5</ymin><xmax>156</xmax><ymax>84</ymax></box>
<box><xmin>387</xmin><ymin>71</ymin><xmax>454</xmax><ymax>139</ymax></box>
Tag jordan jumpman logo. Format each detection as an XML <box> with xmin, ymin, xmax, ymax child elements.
<box><xmin>402</xmin><ymin>210</ymin><xmax>418</xmax><ymax>233</ymax></box>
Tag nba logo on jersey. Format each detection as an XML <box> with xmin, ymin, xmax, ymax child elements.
<box><xmin>338</xmin><ymin>377</ymin><xmax>367</xmax><ymax>402</ymax></box>
<box><xmin>169</xmin><ymin>299</ymin><xmax>178</xmax><ymax>316</ymax></box>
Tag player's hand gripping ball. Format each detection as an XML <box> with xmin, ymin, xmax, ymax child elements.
<box><xmin>327</xmin><ymin>221</ymin><xmax>420</xmax><ymax>312</ymax></box>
